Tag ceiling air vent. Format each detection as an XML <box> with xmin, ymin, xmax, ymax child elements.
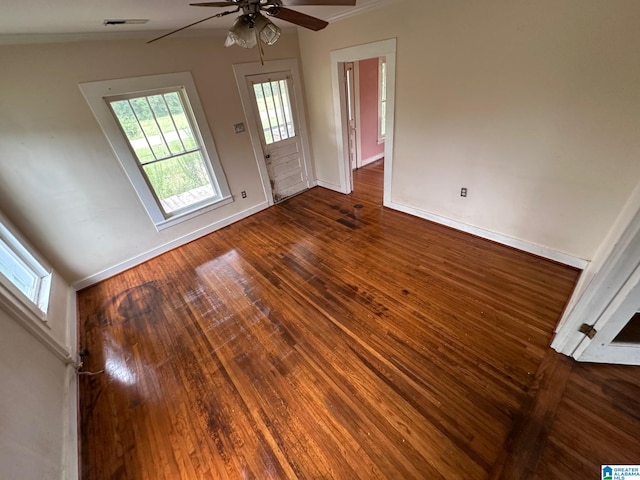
<box><xmin>103</xmin><ymin>19</ymin><xmax>149</xmax><ymax>26</ymax></box>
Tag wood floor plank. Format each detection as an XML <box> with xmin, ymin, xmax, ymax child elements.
<box><xmin>78</xmin><ymin>161</ymin><xmax>640</xmax><ymax>479</ymax></box>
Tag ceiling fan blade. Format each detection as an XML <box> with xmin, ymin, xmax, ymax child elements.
<box><xmin>266</xmin><ymin>7</ymin><xmax>329</xmax><ymax>31</ymax></box>
<box><xmin>190</xmin><ymin>1</ymin><xmax>238</xmax><ymax>6</ymax></box>
<box><xmin>147</xmin><ymin>9</ymin><xmax>238</xmax><ymax>44</ymax></box>
<box><xmin>281</xmin><ymin>0</ymin><xmax>356</xmax><ymax>5</ymax></box>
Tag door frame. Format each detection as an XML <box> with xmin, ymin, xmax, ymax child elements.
<box><xmin>343</xmin><ymin>61</ymin><xmax>360</xmax><ymax>171</ymax></box>
<box><xmin>233</xmin><ymin>59</ymin><xmax>313</xmax><ymax>206</ymax></box>
<box><xmin>552</xmin><ymin>178</ymin><xmax>640</xmax><ymax>363</ymax></box>
<box><xmin>330</xmin><ymin>38</ymin><xmax>396</xmax><ymax>202</ymax></box>
<box><xmin>576</xmin><ymin>264</ymin><xmax>640</xmax><ymax>364</ymax></box>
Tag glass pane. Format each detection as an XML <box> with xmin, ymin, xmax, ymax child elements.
<box><xmin>381</xmin><ymin>101</ymin><xmax>386</xmax><ymax>137</ymax></box>
<box><xmin>147</xmin><ymin>95</ymin><xmax>184</xmax><ymax>156</ymax></box>
<box><xmin>0</xmin><ymin>238</ymin><xmax>38</xmax><ymax>300</ymax></box>
<box><xmin>129</xmin><ymin>98</ymin><xmax>170</xmax><ymax>159</ymax></box>
<box><xmin>111</xmin><ymin>91</ymin><xmax>202</xmax><ymax>164</ymax></box>
<box><xmin>111</xmin><ymin>100</ymin><xmax>155</xmax><ymax>163</ymax></box>
<box><xmin>252</xmin><ymin>79</ymin><xmax>295</xmax><ymax>145</ymax></box>
<box><xmin>164</xmin><ymin>92</ymin><xmax>198</xmax><ymax>151</ymax></box>
<box><xmin>142</xmin><ymin>151</ymin><xmax>216</xmax><ymax>214</ymax></box>
<box><xmin>253</xmin><ymin>84</ymin><xmax>274</xmax><ymax>144</ymax></box>
<box><xmin>279</xmin><ymin>80</ymin><xmax>295</xmax><ymax>138</ymax></box>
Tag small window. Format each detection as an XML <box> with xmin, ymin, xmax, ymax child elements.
<box><xmin>0</xmin><ymin>220</ymin><xmax>51</xmax><ymax>318</ymax></box>
<box><xmin>252</xmin><ymin>79</ymin><xmax>295</xmax><ymax>145</ymax></box>
<box><xmin>378</xmin><ymin>57</ymin><xmax>387</xmax><ymax>143</ymax></box>
<box><xmin>80</xmin><ymin>73</ymin><xmax>232</xmax><ymax>230</ymax></box>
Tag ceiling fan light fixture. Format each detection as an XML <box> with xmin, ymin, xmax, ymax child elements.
<box><xmin>225</xmin><ymin>15</ymin><xmax>257</xmax><ymax>48</ymax></box>
<box><xmin>224</xmin><ymin>13</ymin><xmax>281</xmax><ymax>49</ymax></box>
<box><xmin>254</xmin><ymin>13</ymin><xmax>282</xmax><ymax>46</ymax></box>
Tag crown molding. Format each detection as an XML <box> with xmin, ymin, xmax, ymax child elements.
<box><xmin>325</xmin><ymin>0</ymin><xmax>402</xmax><ymax>23</ymax></box>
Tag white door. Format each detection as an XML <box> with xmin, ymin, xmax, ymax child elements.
<box><xmin>344</xmin><ymin>62</ymin><xmax>358</xmax><ymax>171</ymax></box>
<box><xmin>576</xmin><ymin>265</ymin><xmax>640</xmax><ymax>365</ymax></box>
<box><xmin>247</xmin><ymin>72</ymin><xmax>309</xmax><ymax>203</ymax></box>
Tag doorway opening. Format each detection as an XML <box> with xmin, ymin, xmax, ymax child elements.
<box><xmin>342</xmin><ymin>57</ymin><xmax>387</xmax><ymax>178</ymax></box>
<box><xmin>330</xmin><ymin>39</ymin><xmax>396</xmax><ymax>204</ymax></box>
<box><xmin>233</xmin><ymin>59</ymin><xmax>313</xmax><ymax>206</ymax></box>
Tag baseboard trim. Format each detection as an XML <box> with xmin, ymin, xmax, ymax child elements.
<box><xmin>361</xmin><ymin>153</ymin><xmax>384</xmax><ymax>167</ymax></box>
<box><xmin>63</xmin><ymin>364</ymin><xmax>79</xmax><ymax>480</ymax></box>
<box><xmin>73</xmin><ymin>202</ymin><xmax>270</xmax><ymax>290</ymax></box>
<box><xmin>386</xmin><ymin>201</ymin><xmax>588</xmax><ymax>269</ymax></box>
<box><xmin>316</xmin><ymin>180</ymin><xmax>348</xmax><ymax>194</ymax></box>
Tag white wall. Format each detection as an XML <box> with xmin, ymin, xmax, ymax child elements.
<box><xmin>0</xmin><ymin>224</ymin><xmax>77</xmax><ymax>480</ymax></box>
<box><xmin>298</xmin><ymin>0</ymin><xmax>640</xmax><ymax>262</ymax></box>
<box><xmin>0</xmin><ymin>33</ymin><xmax>302</xmax><ymax>285</ymax></box>
<box><xmin>0</xmin><ymin>310</ymin><xmax>71</xmax><ymax>479</ymax></box>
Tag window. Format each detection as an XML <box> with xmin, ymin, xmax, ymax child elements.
<box><xmin>0</xmin><ymin>218</ymin><xmax>51</xmax><ymax>319</ymax></box>
<box><xmin>80</xmin><ymin>73</ymin><xmax>232</xmax><ymax>230</ymax></box>
<box><xmin>252</xmin><ymin>79</ymin><xmax>295</xmax><ymax>145</ymax></box>
<box><xmin>378</xmin><ymin>57</ymin><xmax>387</xmax><ymax>144</ymax></box>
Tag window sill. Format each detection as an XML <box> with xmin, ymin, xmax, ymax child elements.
<box><xmin>155</xmin><ymin>195</ymin><xmax>234</xmax><ymax>231</ymax></box>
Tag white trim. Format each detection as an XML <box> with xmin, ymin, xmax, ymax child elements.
<box><xmin>361</xmin><ymin>152</ymin><xmax>385</xmax><ymax>167</ymax></box>
<box><xmin>552</xmin><ymin>178</ymin><xmax>640</xmax><ymax>356</ymax></box>
<box><xmin>62</xmin><ymin>364</ymin><xmax>79</xmax><ymax>480</ymax></box>
<box><xmin>73</xmin><ymin>201</ymin><xmax>269</xmax><ymax>290</ymax></box>
<box><xmin>154</xmin><ymin>195</ymin><xmax>233</xmax><ymax>231</ymax></box>
<box><xmin>572</xmin><ymin>264</ymin><xmax>640</xmax><ymax>363</ymax></box>
<box><xmin>330</xmin><ymin>39</ymin><xmax>396</xmax><ymax>204</ymax></box>
<box><xmin>233</xmin><ymin>59</ymin><xmax>314</xmax><ymax>206</ymax></box>
<box><xmin>377</xmin><ymin>56</ymin><xmax>386</xmax><ymax>144</ymax></box>
<box><xmin>353</xmin><ymin>62</ymin><xmax>362</xmax><ymax>170</ymax></box>
<box><xmin>316</xmin><ymin>180</ymin><xmax>347</xmax><ymax>193</ymax></box>
<box><xmin>0</xmin><ymin>282</ymin><xmax>74</xmax><ymax>363</ymax></box>
<box><xmin>79</xmin><ymin>72</ymin><xmax>232</xmax><ymax>229</ymax></box>
<box><xmin>387</xmin><ymin>200</ymin><xmax>588</xmax><ymax>269</ymax></box>
<box><xmin>326</xmin><ymin>0</ymin><xmax>402</xmax><ymax>23</ymax></box>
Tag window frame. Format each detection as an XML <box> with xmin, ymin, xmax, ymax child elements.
<box><xmin>79</xmin><ymin>72</ymin><xmax>232</xmax><ymax>230</ymax></box>
<box><xmin>0</xmin><ymin>214</ymin><xmax>52</xmax><ymax>324</ymax></box>
<box><xmin>377</xmin><ymin>57</ymin><xmax>387</xmax><ymax>145</ymax></box>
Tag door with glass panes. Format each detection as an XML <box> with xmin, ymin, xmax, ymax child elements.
<box><xmin>247</xmin><ymin>72</ymin><xmax>309</xmax><ymax>203</ymax></box>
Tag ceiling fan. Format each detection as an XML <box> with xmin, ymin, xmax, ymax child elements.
<box><xmin>148</xmin><ymin>0</ymin><xmax>357</xmax><ymax>48</ymax></box>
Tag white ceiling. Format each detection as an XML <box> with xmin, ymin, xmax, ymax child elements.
<box><xmin>0</xmin><ymin>0</ymin><xmax>396</xmax><ymax>43</ymax></box>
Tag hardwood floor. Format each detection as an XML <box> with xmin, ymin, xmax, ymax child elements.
<box><xmin>78</xmin><ymin>161</ymin><xmax>640</xmax><ymax>479</ymax></box>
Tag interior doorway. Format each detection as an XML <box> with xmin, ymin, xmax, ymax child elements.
<box><xmin>341</xmin><ymin>57</ymin><xmax>387</xmax><ymax>176</ymax></box>
<box><xmin>330</xmin><ymin>39</ymin><xmax>397</xmax><ymax>204</ymax></box>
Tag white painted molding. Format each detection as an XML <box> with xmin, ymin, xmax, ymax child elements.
<box><xmin>386</xmin><ymin>200</ymin><xmax>588</xmax><ymax>269</ymax></box>
<box><xmin>233</xmin><ymin>59</ymin><xmax>314</xmax><ymax>207</ymax></box>
<box><xmin>326</xmin><ymin>0</ymin><xmax>402</xmax><ymax>23</ymax></box>
<box><xmin>73</xmin><ymin>201</ymin><xmax>269</xmax><ymax>290</ymax></box>
<box><xmin>330</xmin><ymin>38</ymin><xmax>396</xmax><ymax>202</ymax></box>
<box><xmin>552</xmin><ymin>179</ymin><xmax>640</xmax><ymax>356</ymax></box>
<box><xmin>62</xmin><ymin>365</ymin><xmax>79</xmax><ymax>480</ymax></box>
<box><xmin>361</xmin><ymin>153</ymin><xmax>384</xmax><ymax>167</ymax></box>
<box><xmin>316</xmin><ymin>180</ymin><xmax>347</xmax><ymax>193</ymax></box>
<box><xmin>0</xmin><ymin>282</ymin><xmax>74</xmax><ymax>364</ymax></box>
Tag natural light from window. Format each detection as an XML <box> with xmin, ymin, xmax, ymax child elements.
<box><xmin>0</xmin><ymin>224</ymin><xmax>51</xmax><ymax>316</ymax></box>
<box><xmin>109</xmin><ymin>90</ymin><xmax>217</xmax><ymax>214</ymax></box>
<box><xmin>252</xmin><ymin>79</ymin><xmax>295</xmax><ymax>145</ymax></box>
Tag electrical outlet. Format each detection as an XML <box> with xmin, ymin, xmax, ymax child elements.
<box><xmin>241</xmin><ymin>191</ymin><xmax>247</xmax><ymax>199</ymax></box>
<box><xmin>233</xmin><ymin>123</ymin><xmax>246</xmax><ymax>134</ymax></box>
<box><xmin>461</xmin><ymin>187</ymin><xmax>467</xmax><ymax>197</ymax></box>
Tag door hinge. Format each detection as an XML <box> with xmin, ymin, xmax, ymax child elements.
<box><xmin>579</xmin><ymin>323</ymin><xmax>598</xmax><ymax>339</ymax></box>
